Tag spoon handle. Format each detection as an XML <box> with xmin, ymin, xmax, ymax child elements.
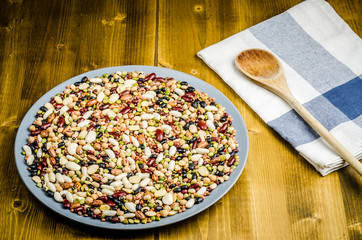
<box><xmin>282</xmin><ymin>92</ymin><xmax>362</xmax><ymax>176</ymax></box>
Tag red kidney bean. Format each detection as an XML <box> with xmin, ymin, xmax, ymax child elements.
<box><xmin>156</xmin><ymin>129</ymin><xmax>164</xmax><ymax>142</ymax></box>
<box><xmin>172</xmin><ymin>107</ymin><xmax>183</xmax><ymax>112</ymax></box>
<box><xmin>181</xmin><ymin>189</ymin><xmax>188</xmax><ymax>194</ymax></box>
<box><xmin>78</xmin><ymin>117</ymin><xmax>84</xmax><ymax>123</ymax></box>
<box><xmin>185</xmin><ymin>92</ymin><xmax>196</xmax><ymax>97</ymax></box>
<box><xmin>227</xmin><ymin>156</ymin><xmax>236</xmax><ymax>167</ymax></box>
<box><xmin>110</xmin><ymin>87</ymin><xmax>117</xmax><ymax>94</ymax></box>
<box><xmin>192</xmin><ymin>141</ymin><xmax>198</xmax><ymax>149</ymax></box>
<box><xmin>99</xmin><ymin>104</ymin><xmax>110</xmax><ymax>110</ymax></box>
<box><xmin>141</xmin><ymin>169</ymin><xmax>152</xmax><ymax>175</ymax></box>
<box><xmin>145</xmin><ymin>73</ymin><xmax>156</xmax><ymax>81</ymax></box>
<box><xmin>97</xmin><ymin>196</ymin><xmax>108</xmax><ymax>202</ymax></box>
<box><xmin>181</xmin><ymin>95</ymin><xmax>193</xmax><ymax>102</ymax></box>
<box><xmin>120</xmin><ymin>107</ymin><xmax>131</xmax><ymax>114</ymax></box>
<box><xmin>109</xmin><ymin>132</ymin><xmax>120</xmax><ymax>140</ymax></box>
<box><xmin>73</xmin><ymin>206</ymin><xmax>84</xmax><ymax>212</ymax></box>
<box><xmin>54</xmin><ymin>104</ymin><xmax>63</xmax><ymax>110</ymax></box>
<box><xmin>40</xmin><ymin>123</ymin><xmax>51</xmax><ymax>130</ymax></box>
<box><xmin>107</xmin><ymin>201</ymin><xmax>116</xmax><ymax>207</ymax></box>
<box><xmin>120</xmin><ymin>90</ymin><xmax>130</xmax><ymax>96</ymax></box>
<box><xmin>58</xmin><ymin>116</ymin><xmax>65</xmax><ymax>127</ymax></box>
<box><xmin>198</xmin><ymin>121</ymin><xmax>207</xmax><ymax>130</ymax></box>
<box><xmin>30</xmin><ymin>130</ymin><xmax>41</xmax><ymax>136</ymax></box>
<box><xmin>80</xmin><ymin>108</ymin><xmax>87</xmax><ymax>114</ymax></box>
<box><xmin>87</xmin><ymin>125</ymin><xmax>94</xmax><ymax>131</ymax></box>
<box><xmin>219</xmin><ymin>123</ymin><xmax>228</xmax><ymax>133</ymax></box>
<box><xmin>155</xmin><ymin>77</ymin><xmax>164</xmax><ymax>82</ymax></box>
<box><xmin>63</xmin><ymin>199</ymin><xmax>71</xmax><ymax>209</ymax></box>
<box><xmin>41</xmin><ymin>160</ymin><xmax>47</xmax><ymax>167</ymax></box>
<box><xmin>113</xmin><ymin>191</ymin><xmax>127</xmax><ymax>198</ymax></box>
<box><xmin>189</xmin><ymin>183</ymin><xmax>199</xmax><ymax>189</ymax></box>
<box><xmin>37</xmin><ymin>162</ymin><xmax>43</xmax><ymax>171</ymax></box>
<box><xmin>147</xmin><ymin>158</ymin><xmax>155</xmax><ymax>167</ymax></box>
<box><xmin>67</xmin><ymin>109</ymin><xmax>74</xmax><ymax>114</ymax></box>
<box><xmin>211</xmin><ymin>137</ymin><xmax>218</xmax><ymax>141</ymax></box>
<box><xmin>104</xmin><ymin>115</ymin><xmax>110</xmax><ymax>123</ymax></box>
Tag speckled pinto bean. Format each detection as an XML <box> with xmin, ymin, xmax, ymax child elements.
<box><xmin>22</xmin><ymin>70</ymin><xmax>240</xmax><ymax>225</ymax></box>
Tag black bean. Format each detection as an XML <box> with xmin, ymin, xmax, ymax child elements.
<box><xmin>79</xmin><ymin>161</ymin><xmax>85</xmax><ymax>166</ymax></box>
<box><xmin>160</xmin><ymin>139</ymin><xmax>167</xmax><ymax>144</ymax></box>
<box><xmin>94</xmin><ymin>124</ymin><xmax>101</xmax><ymax>130</ymax></box>
<box><xmin>136</xmin><ymin>203</ymin><xmax>142</xmax><ymax>211</ymax></box>
<box><xmin>74</xmin><ymin>82</ymin><xmax>81</xmax><ymax>86</ymax></box>
<box><xmin>81</xmin><ymin>76</ymin><xmax>88</xmax><ymax>83</ymax></box>
<box><xmin>105</xmin><ymin>216</ymin><xmax>113</xmax><ymax>222</ymax></box>
<box><xmin>214</xmin><ymin>122</ymin><xmax>219</xmax><ymax>128</ymax></box>
<box><xmin>173</xmin><ymin>187</ymin><xmax>181</xmax><ymax>193</ymax></box>
<box><xmin>96</xmin><ymin>132</ymin><xmax>103</xmax><ymax>138</ymax></box>
<box><xmin>138</xmin><ymin>78</ymin><xmax>145</xmax><ymax>83</ymax></box>
<box><xmin>155</xmin><ymin>89</ymin><xmax>161</xmax><ymax>94</ymax></box>
<box><xmin>220</xmin><ymin>116</ymin><xmax>227</xmax><ymax>122</ymax></box>
<box><xmin>88</xmin><ymin>160</ymin><xmax>96</xmax><ymax>165</ymax></box>
<box><xmin>195</xmin><ymin>197</ymin><xmax>203</xmax><ymax>204</ymax></box>
<box><xmin>98</xmin><ymin>162</ymin><xmax>106</xmax><ymax>168</ymax></box>
<box><xmin>58</xmin><ymin>142</ymin><xmax>65</xmax><ymax>148</ymax></box>
<box><xmin>177</xmin><ymin>148</ymin><xmax>186</xmax><ymax>153</ymax></box>
<box><xmin>138</xmin><ymin>163</ymin><xmax>144</xmax><ymax>169</ymax></box>
<box><xmin>180</xmin><ymin>81</ymin><xmax>188</xmax><ymax>86</ymax></box>
<box><xmin>191</xmin><ymin>101</ymin><xmax>198</xmax><ymax>108</ymax></box>
<box><xmin>134</xmin><ymin>188</ymin><xmax>142</xmax><ymax>194</ymax></box>
<box><xmin>183</xmin><ymin>122</ymin><xmax>190</xmax><ymax>130</ymax></box>
<box><xmin>168</xmin><ymin>136</ymin><xmax>176</xmax><ymax>140</ymax></box>
<box><xmin>218</xmin><ymin>147</ymin><xmax>225</xmax><ymax>153</ymax></box>
<box><xmin>40</xmin><ymin>106</ymin><xmax>48</xmax><ymax>112</ymax></box>
<box><xmin>160</xmin><ymin>103</ymin><xmax>166</xmax><ymax>108</ymax></box>
<box><xmin>176</xmin><ymin>156</ymin><xmax>182</xmax><ymax>161</ymax></box>
<box><xmin>189</xmin><ymin>163</ymin><xmax>195</xmax><ymax>170</ymax></box>
<box><xmin>41</xmin><ymin>146</ymin><xmax>47</xmax><ymax>153</ymax></box>
<box><xmin>88</xmin><ymin>184</ymin><xmax>94</xmax><ymax>189</ymax></box>
<box><xmin>216</xmin><ymin>171</ymin><xmax>224</xmax><ymax>176</ymax></box>
<box><xmin>45</xmin><ymin>190</ymin><xmax>54</xmax><ymax>197</ymax></box>
<box><xmin>155</xmin><ymin>206</ymin><xmax>163</xmax><ymax>212</ymax></box>
<box><xmin>169</xmin><ymin>184</ymin><xmax>176</xmax><ymax>189</ymax></box>
<box><xmin>180</xmin><ymin>185</ymin><xmax>189</xmax><ymax>190</ymax></box>
<box><xmin>185</xmin><ymin>86</ymin><xmax>195</xmax><ymax>93</ymax></box>
<box><xmin>192</xmin><ymin>173</ymin><xmax>197</xmax><ymax>179</ymax></box>
<box><xmin>31</xmin><ymin>170</ymin><xmax>38</xmax><ymax>176</ymax></box>
<box><xmin>139</xmin><ymin>144</ymin><xmax>145</xmax><ymax>150</ymax></box>
<box><xmin>200</xmin><ymin>101</ymin><xmax>206</xmax><ymax>108</ymax></box>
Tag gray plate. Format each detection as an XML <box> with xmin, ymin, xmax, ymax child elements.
<box><xmin>14</xmin><ymin>66</ymin><xmax>249</xmax><ymax>230</ymax></box>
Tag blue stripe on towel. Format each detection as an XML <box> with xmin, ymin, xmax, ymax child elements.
<box><xmin>249</xmin><ymin>12</ymin><xmax>357</xmax><ymax>94</ymax></box>
<box><xmin>323</xmin><ymin>76</ymin><xmax>362</xmax><ymax>120</ymax></box>
<box><xmin>268</xmin><ymin>95</ymin><xmax>350</xmax><ymax>147</ymax></box>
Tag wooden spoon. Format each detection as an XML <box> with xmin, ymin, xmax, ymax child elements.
<box><xmin>235</xmin><ymin>48</ymin><xmax>362</xmax><ymax>176</ymax></box>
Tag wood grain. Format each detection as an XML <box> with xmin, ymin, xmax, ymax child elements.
<box><xmin>0</xmin><ymin>0</ymin><xmax>361</xmax><ymax>239</ymax></box>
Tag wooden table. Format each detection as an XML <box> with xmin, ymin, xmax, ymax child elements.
<box><xmin>1</xmin><ymin>0</ymin><xmax>361</xmax><ymax>239</ymax></box>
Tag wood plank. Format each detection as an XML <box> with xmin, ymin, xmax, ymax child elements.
<box><xmin>157</xmin><ymin>0</ymin><xmax>361</xmax><ymax>240</ymax></box>
<box><xmin>0</xmin><ymin>0</ymin><xmax>156</xmax><ymax>239</ymax></box>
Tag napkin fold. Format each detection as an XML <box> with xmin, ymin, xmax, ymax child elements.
<box><xmin>197</xmin><ymin>0</ymin><xmax>362</xmax><ymax>176</ymax></box>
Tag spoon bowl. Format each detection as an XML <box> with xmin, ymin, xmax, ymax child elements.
<box><xmin>235</xmin><ymin>48</ymin><xmax>362</xmax><ymax>176</ymax></box>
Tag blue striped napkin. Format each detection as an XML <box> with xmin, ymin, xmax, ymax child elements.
<box><xmin>197</xmin><ymin>0</ymin><xmax>362</xmax><ymax>176</ymax></box>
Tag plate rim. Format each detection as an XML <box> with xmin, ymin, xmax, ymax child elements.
<box><xmin>14</xmin><ymin>65</ymin><xmax>249</xmax><ymax>230</ymax></box>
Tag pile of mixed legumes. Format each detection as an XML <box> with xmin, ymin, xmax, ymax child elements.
<box><xmin>22</xmin><ymin>71</ymin><xmax>240</xmax><ymax>224</ymax></box>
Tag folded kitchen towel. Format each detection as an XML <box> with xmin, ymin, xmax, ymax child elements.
<box><xmin>197</xmin><ymin>0</ymin><xmax>362</xmax><ymax>176</ymax></box>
